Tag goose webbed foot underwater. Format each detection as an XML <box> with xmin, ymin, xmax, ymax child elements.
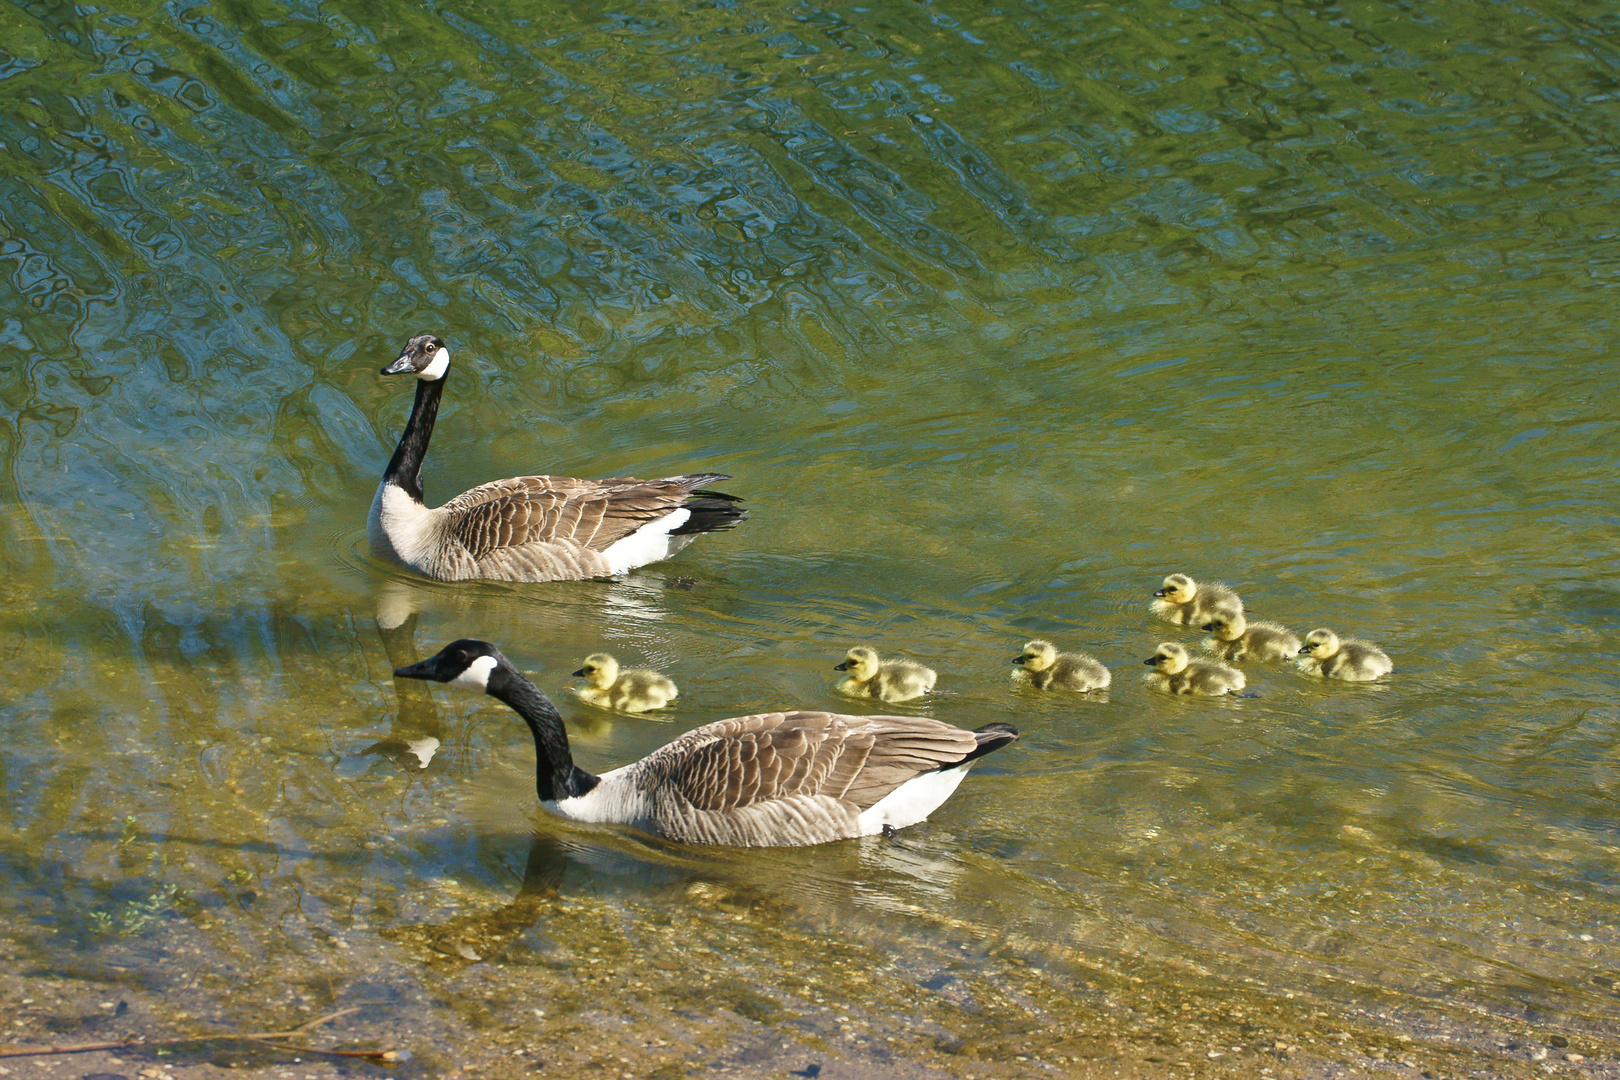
<box><xmin>368</xmin><ymin>333</ymin><xmax>747</xmax><ymax>583</ymax></box>
<box><xmin>396</xmin><ymin>639</ymin><xmax>1017</xmax><ymax>848</ymax></box>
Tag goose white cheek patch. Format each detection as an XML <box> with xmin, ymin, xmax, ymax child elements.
<box><xmin>417</xmin><ymin>347</ymin><xmax>450</xmax><ymax>381</ymax></box>
<box><xmin>450</xmin><ymin>655</ymin><xmax>497</xmax><ymax>690</ymax></box>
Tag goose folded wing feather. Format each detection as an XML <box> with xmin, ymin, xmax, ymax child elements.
<box><xmin>442</xmin><ymin>476</ymin><xmax>689</xmax><ymax>558</ymax></box>
<box><xmin>657</xmin><ymin>714</ymin><xmax>870</xmax><ymax>810</ymax></box>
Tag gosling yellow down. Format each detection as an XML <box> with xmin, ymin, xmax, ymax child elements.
<box><xmin>1296</xmin><ymin>629</ymin><xmax>1392</xmax><ymax>682</ymax></box>
<box><xmin>1143</xmin><ymin>642</ymin><xmax>1246</xmax><ymax>696</ymax></box>
<box><xmin>1200</xmin><ymin>608</ymin><xmax>1301</xmax><ymax>664</ymax></box>
<box><xmin>571</xmin><ymin>652</ymin><xmax>679</xmax><ymax>713</ymax></box>
<box><xmin>835</xmin><ymin>646</ymin><xmax>937</xmax><ymax>703</ymax></box>
<box><xmin>1012</xmin><ymin>640</ymin><xmax>1110</xmax><ymax>692</ymax></box>
<box><xmin>1151</xmin><ymin>573</ymin><xmax>1242</xmax><ymax>627</ymax></box>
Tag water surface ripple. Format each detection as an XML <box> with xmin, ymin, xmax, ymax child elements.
<box><xmin>2</xmin><ymin>0</ymin><xmax>1618</xmax><ymax>1075</ymax></box>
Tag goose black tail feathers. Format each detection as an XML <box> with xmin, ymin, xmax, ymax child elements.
<box><xmin>953</xmin><ymin>722</ymin><xmax>1020</xmax><ymax>766</ymax></box>
<box><xmin>674</xmin><ymin>485</ymin><xmax>748</xmax><ymax>535</ymax></box>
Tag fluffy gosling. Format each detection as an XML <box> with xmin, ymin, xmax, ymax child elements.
<box><xmin>1151</xmin><ymin>573</ymin><xmax>1242</xmax><ymax>627</ymax></box>
<box><xmin>571</xmin><ymin>652</ymin><xmax>679</xmax><ymax>713</ymax></box>
<box><xmin>1296</xmin><ymin>629</ymin><xmax>1392</xmax><ymax>682</ymax></box>
<box><xmin>835</xmin><ymin>646</ymin><xmax>937</xmax><ymax>703</ymax></box>
<box><xmin>1142</xmin><ymin>641</ymin><xmax>1246</xmax><ymax>696</ymax></box>
<box><xmin>1200</xmin><ymin>608</ymin><xmax>1301</xmax><ymax>664</ymax></box>
<box><xmin>1012</xmin><ymin>640</ymin><xmax>1110</xmax><ymax>692</ymax></box>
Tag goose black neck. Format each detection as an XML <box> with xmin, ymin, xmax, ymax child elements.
<box><xmin>384</xmin><ymin>377</ymin><xmax>444</xmax><ymax>504</ymax></box>
<box><xmin>486</xmin><ymin>665</ymin><xmax>599</xmax><ymax>803</ymax></box>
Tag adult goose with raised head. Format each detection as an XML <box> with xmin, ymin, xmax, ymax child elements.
<box><xmin>368</xmin><ymin>334</ymin><xmax>746</xmax><ymax>582</ymax></box>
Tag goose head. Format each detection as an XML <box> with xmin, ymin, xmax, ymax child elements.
<box><xmin>1014</xmin><ymin>640</ymin><xmax>1058</xmax><ymax>672</ymax></box>
<box><xmin>381</xmin><ymin>333</ymin><xmax>451</xmax><ymax>381</ymax></box>
<box><xmin>1299</xmin><ymin>629</ymin><xmax>1341</xmax><ymax>658</ymax></box>
<box><xmin>1200</xmin><ymin>606</ymin><xmax>1247</xmax><ymax>641</ymax></box>
<box><xmin>572</xmin><ymin>652</ymin><xmax>621</xmax><ymax>689</ymax></box>
<box><xmin>1143</xmin><ymin>641</ymin><xmax>1191</xmax><ymax>674</ymax></box>
<box><xmin>1153</xmin><ymin>573</ymin><xmax>1196</xmax><ymax>602</ymax></box>
<box><xmin>395</xmin><ymin>637</ymin><xmax>506</xmax><ymax>691</ymax></box>
<box><xmin>834</xmin><ymin>646</ymin><xmax>880</xmax><ymax>681</ymax></box>
<box><xmin>397</xmin><ymin>640</ymin><xmax>592</xmax><ymax>804</ymax></box>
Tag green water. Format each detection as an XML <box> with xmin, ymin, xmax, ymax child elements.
<box><xmin>3</xmin><ymin>0</ymin><xmax>1619</xmax><ymax>1075</ymax></box>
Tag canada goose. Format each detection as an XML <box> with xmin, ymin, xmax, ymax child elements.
<box><xmin>395</xmin><ymin>639</ymin><xmax>1018</xmax><ymax>847</ymax></box>
<box><xmin>1150</xmin><ymin>573</ymin><xmax>1242</xmax><ymax>627</ymax></box>
<box><xmin>571</xmin><ymin>652</ymin><xmax>678</xmax><ymax>713</ymax></box>
<box><xmin>368</xmin><ymin>334</ymin><xmax>746</xmax><ymax>582</ymax></box>
<box><xmin>834</xmin><ymin>646</ymin><xmax>937</xmax><ymax>703</ymax></box>
<box><xmin>1011</xmin><ymin>640</ymin><xmax>1110</xmax><ymax>692</ymax></box>
<box><xmin>1199</xmin><ymin>608</ymin><xmax>1301</xmax><ymax>663</ymax></box>
<box><xmin>1296</xmin><ymin>628</ymin><xmax>1392</xmax><ymax>681</ymax></box>
<box><xmin>1142</xmin><ymin>642</ymin><xmax>1247</xmax><ymax>696</ymax></box>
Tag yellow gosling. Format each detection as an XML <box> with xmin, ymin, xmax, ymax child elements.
<box><xmin>1150</xmin><ymin>572</ymin><xmax>1242</xmax><ymax>627</ymax></box>
<box><xmin>1142</xmin><ymin>641</ymin><xmax>1246</xmax><ymax>696</ymax></box>
<box><xmin>1296</xmin><ymin>629</ymin><xmax>1392</xmax><ymax>682</ymax></box>
<box><xmin>1012</xmin><ymin>639</ymin><xmax>1110</xmax><ymax>692</ymax></box>
<box><xmin>571</xmin><ymin>652</ymin><xmax>679</xmax><ymax>713</ymax></box>
<box><xmin>835</xmin><ymin>646</ymin><xmax>937</xmax><ymax>703</ymax></box>
<box><xmin>1200</xmin><ymin>607</ymin><xmax>1301</xmax><ymax>664</ymax></box>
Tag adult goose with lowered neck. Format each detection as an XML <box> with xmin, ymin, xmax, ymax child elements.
<box><xmin>368</xmin><ymin>334</ymin><xmax>746</xmax><ymax>582</ymax></box>
<box><xmin>396</xmin><ymin>639</ymin><xmax>1019</xmax><ymax>847</ymax></box>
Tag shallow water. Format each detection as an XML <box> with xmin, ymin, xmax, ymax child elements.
<box><xmin>3</xmin><ymin>0</ymin><xmax>1619</xmax><ymax>1075</ymax></box>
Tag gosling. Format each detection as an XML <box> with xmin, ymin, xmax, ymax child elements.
<box><xmin>1151</xmin><ymin>573</ymin><xmax>1242</xmax><ymax>627</ymax></box>
<box><xmin>1012</xmin><ymin>640</ymin><xmax>1111</xmax><ymax>692</ymax></box>
<box><xmin>835</xmin><ymin>646</ymin><xmax>937</xmax><ymax>703</ymax></box>
<box><xmin>1200</xmin><ymin>608</ymin><xmax>1301</xmax><ymax>664</ymax></box>
<box><xmin>1142</xmin><ymin>642</ymin><xmax>1247</xmax><ymax>696</ymax></box>
<box><xmin>571</xmin><ymin>652</ymin><xmax>679</xmax><ymax>713</ymax></box>
<box><xmin>1296</xmin><ymin>629</ymin><xmax>1392</xmax><ymax>682</ymax></box>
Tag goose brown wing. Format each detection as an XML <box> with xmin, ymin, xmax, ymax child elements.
<box><xmin>644</xmin><ymin>712</ymin><xmax>981</xmax><ymax>846</ymax></box>
<box><xmin>438</xmin><ymin>475</ymin><xmax>698</xmax><ymax>560</ymax></box>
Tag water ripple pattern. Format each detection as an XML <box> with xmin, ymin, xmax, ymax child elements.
<box><xmin>2</xmin><ymin>0</ymin><xmax>1619</xmax><ymax>1073</ymax></box>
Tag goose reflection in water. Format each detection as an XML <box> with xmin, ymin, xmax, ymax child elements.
<box><xmin>361</xmin><ymin>582</ymin><xmax>445</xmax><ymax>771</ymax></box>
<box><xmin>380</xmin><ymin>824</ymin><xmax>974</xmax><ymax>971</ymax></box>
